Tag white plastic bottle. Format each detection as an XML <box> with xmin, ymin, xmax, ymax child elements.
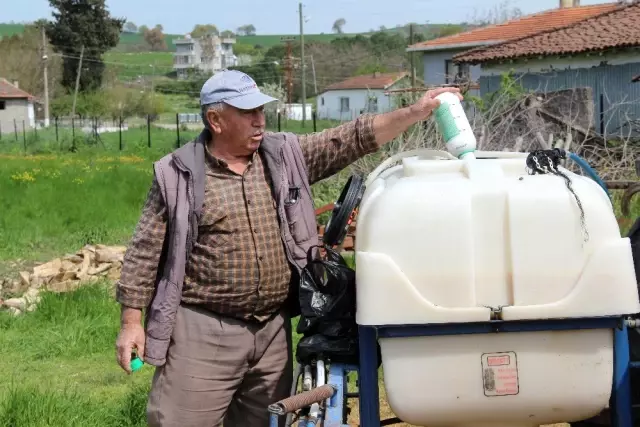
<box><xmin>433</xmin><ymin>92</ymin><xmax>477</xmax><ymax>159</ymax></box>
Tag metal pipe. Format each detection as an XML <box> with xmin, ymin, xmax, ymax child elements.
<box><xmin>303</xmin><ymin>365</ymin><xmax>312</xmax><ymax>391</ymax></box>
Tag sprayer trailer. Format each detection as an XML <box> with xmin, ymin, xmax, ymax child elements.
<box><xmin>266</xmin><ymin>146</ymin><xmax>640</xmax><ymax>427</ymax></box>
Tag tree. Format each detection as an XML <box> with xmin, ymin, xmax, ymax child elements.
<box><xmin>142</xmin><ymin>25</ymin><xmax>166</xmax><ymax>51</ymax></box>
<box><xmin>138</xmin><ymin>24</ymin><xmax>148</xmax><ymax>34</ymax></box>
<box><xmin>45</xmin><ymin>0</ymin><xmax>125</xmax><ymax>93</ymax></box>
<box><xmin>192</xmin><ymin>24</ymin><xmax>219</xmax><ymax>38</ymax></box>
<box><xmin>123</xmin><ymin>21</ymin><xmax>137</xmax><ymax>33</ymax></box>
<box><xmin>0</xmin><ymin>23</ymin><xmax>64</xmax><ymax>100</ymax></box>
<box><xmin>470</xmin><ymin>0</ymin><xmax>523</xmax><ymax>25</ymax></box>
<box><xmin>332</xmin><ymin>18</ymin><xmax>346</xmax><ymax>34</ymax></box>
<box><xmin>220</xmin><ymin>30</ymin><xmax>235</xmax><ymax>38</ymax></box>
<box><xmin>237</xmin><ymin>24</ymin><xmax>256</xmax><ymax>36</ymax></box>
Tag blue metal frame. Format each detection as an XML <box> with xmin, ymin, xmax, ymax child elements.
<box><xmin>357</xmin><ymin>316</ymin><xmax>634</xmax><ymax>427</ymax></box>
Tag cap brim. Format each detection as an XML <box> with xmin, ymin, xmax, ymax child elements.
<box><xmin>224</xmin><ymin>92</ymin><xmax>278</xmax><ymax>110</ymax></box>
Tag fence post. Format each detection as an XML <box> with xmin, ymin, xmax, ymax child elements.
<box><xmin>71</xmin><ymin>118</ymin><xmax>75</xmax><ymax>151</ymax></box>
<box><xmin>55</xmin><ymin>117</ymin><xmax>58</xmax><ymax>142</ymax></box>
<box><xmin>119</xmin><ymin>116</ymin><xmax>123</xmax><ymax>151</ymax></box>
<box><xmin>22</xmin><ymin>120</ymin><xmax>26</xmax><ymax>153</ymax></box>
<box><xmin>14</xmin><ymin>119</ymin><xmax>17</xmax><ymax>142</ymax></box>
<box><xmin>147</xmin><ymin>114</ymin><xmax>151</xmax><ymax>148</ymax></box>
<box><xmin>313</xmin><ymin>111</ymin><xmax>317</xmax><ymax>132</ymax></box>
<box><xmin>0</xmin><ymin>121</ymin><xmax>2</xmax><ymax>140</ymax></box>
<box><xmin>277</xmin><ymin>111</ymin><xmax>281</xmax><ymax>132</ymax></box>
<box><xmin>175</xmin><ymin>113</ymin><xmax>180</xmax><ymax>148</ymax></box>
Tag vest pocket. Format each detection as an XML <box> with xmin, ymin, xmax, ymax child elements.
<box><xmin>285</xmin><ymin>198</ymin><xmax>312</xmax><ymax>243</ymax></box>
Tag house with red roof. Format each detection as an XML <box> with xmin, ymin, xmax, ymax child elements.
<box><xmin>316</xmin><ymin>71</ymin><xmax>415</xmax><ymax>120</ymax></box>
<box><xmin>453</xmin><ymin>1</ymin><xmax>640</xmax><ymax>136</ymax></box>
<box><xmin>0</xmin><ymin>78</ymin><xmax>37</xmax><ymax>132</ymax></box>
<box><xmin>406</xmin><ymin>1</ymin><xmax>618</xmax><ymax>92</ymax></box>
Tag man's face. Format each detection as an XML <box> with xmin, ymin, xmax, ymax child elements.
<box><xmin>208</xmin><ymin>104</ymin><xmax>266</xmax><ymax>156</ymax></box>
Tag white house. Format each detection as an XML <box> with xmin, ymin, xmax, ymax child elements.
<box><xmin>0</xmin><ymin>78</ymin><xmax>36</xmax><ymax>131</ymax></box>
<box><xmin>173</xmin><ymin>34</ymin><xmax>237</xmax><ymax>79</ymax></box>
<box><xmin>316</xmin><ymin>72</ymin><xmax>414</xmax><ymax>121</ymax></box>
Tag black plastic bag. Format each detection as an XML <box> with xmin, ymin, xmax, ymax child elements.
<box><xmin>295</xmin><ymin>244</ymin><xmax>361</xmax><ymax>364</ymax></box>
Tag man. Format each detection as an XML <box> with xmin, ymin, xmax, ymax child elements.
<box><xmin>115</xmin><ymin>69</ymin><xmax>462</xmax><ymax>427</ymax></box>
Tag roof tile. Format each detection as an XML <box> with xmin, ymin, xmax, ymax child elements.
<box><xmin>453</xmin><ymin>2</ymin><xmax>639</xmax><ymax>64</ymax></box>
<box><xmin>407</xmin><ymin>3</ymin><xmax>618</xmax><ymax>51</ymax></box>
<box><xmin>323</xmin><ymin>72</ymin><xmax>409</xmax><ymax>91</ymax></box>
<box><xmin>0</xmin><ymin>78</ymin><xmax>34</xmax><ymax>100</ymax></box>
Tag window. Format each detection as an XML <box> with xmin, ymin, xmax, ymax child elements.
<box><xmin>366</xmin><ymin>96</ymin><xmax>378</xmax><ymax>113</ymax></box>
<box><xmin>0</xmin><ymin>101</ymin><xmax>5</xmax><ymax>110</ymax></box>
<box><xmin>445</xmin><ymin>60</ymin><xmax>470</xmax><ymax>84</ymax></box>
<box><xmin>321</xmin><ymin>97</ymin><xmax>324</xmax><ymax>106</ymax></box>
<box><xmin>339</xmin><ymin>97</ymin><xmax>349</xmax><ymax>112</ymax></box>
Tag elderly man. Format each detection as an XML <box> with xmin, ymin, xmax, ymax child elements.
<box><xmin>115</xmin><ymin>69</ymin><xmax>461</xmax><ymax>427</ymax></box>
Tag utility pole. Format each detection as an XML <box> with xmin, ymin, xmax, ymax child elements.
<box><xmin>71</xmin><ymin>45</ymin><xmax>84</xmax><ymax>118</ymax></box>
<box><xmin>310</xmin><ymin>54</ymin><xmax>318</xmax><ymax>95</ymax></box>
<box><xmin>41</xmin><ymin>25</ymin><xmax>50</xmax><ymax>127</ymax></box>
<box><xmin>299</xmin><ymin>2</ymin><xmax>306</xmax><ymax>126</ymax></box>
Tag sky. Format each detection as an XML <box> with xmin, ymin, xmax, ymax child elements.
<box><xmin>5</xmin><ymin>0</ymin><xmax>617</xmax><ymax>35</ymax></box>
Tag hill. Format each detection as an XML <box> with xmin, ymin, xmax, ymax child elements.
<box><xmin>0</xmin><ymin>21</ymin><xmax>460</xmax><ymax>52</ymax></box>
<box><xmin>0</xmin><ymin>22</ymin><xmax>367</xmax><ymax>52</ymax></box>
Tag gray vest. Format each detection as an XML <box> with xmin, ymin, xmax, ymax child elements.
<box><xmin>143</xmin><ymin>129</ymin><xmax>318</xmax><ymax>366</ymax></box>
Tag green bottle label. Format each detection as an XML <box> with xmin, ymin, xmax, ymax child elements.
<box><xmin>434</xmin><ymin>103</ymin><xmax>460</xmax><ymax>142</ymax></box>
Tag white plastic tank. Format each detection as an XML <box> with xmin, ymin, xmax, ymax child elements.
<box><xmin>354</xmin><ymin>141</ymin><xmax>640</xmax><ymax>425</ymax></box>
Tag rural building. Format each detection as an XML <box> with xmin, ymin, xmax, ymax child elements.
<box><xmin>0</xmin><ymin>78</ymin><xmax>36</xmax><ymax>133</ymax></box>
<box><xmin>172</xmin><ymin>34</ymin><xmax>238</xmax><ymax>79</ymax></box>
<box><xmin>406</xmin><ymin>1</ymin><xmax>618</xmax><ymax>96</ymax></box>
<box><xmin>316</xmin><ymin>72</ymin><xmax>415</xmax><ymax>121</ymax></box>
<box><xmin>454</xmin><ymin>1</ymin><xmax>640</xmax><ymax>137</ymax></box>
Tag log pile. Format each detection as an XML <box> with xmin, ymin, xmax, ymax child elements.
<box><xmin>0</xmin><ymin>244</ymin><xmax>126</xmax><ymax>316</ymax></box>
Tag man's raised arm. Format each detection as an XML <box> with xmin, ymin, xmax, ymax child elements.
<box><xmin>299</xmin><ymin>87</ymin><xmax>462</xmax><ymax>184</ymax></box>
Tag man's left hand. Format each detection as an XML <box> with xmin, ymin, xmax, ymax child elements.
<box><xmin>409</xmin><ymin>87</ymin><xmax>464</xmax><ymax>120</ymax></box>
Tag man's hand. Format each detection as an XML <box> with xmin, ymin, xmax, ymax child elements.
<box><xmin>409</xmin><ymin>86</ymin><xmax>464</xmax><ymax>120</ymax></box>
<box><xmin>116</xmin><ymin>306</ymin><xmax>145</xmax><ymax>374</ymax></box>
<box><xmin>372</xmin><ymin>86</ymin><xmax>464</xmax><ymax>146</ymax></box>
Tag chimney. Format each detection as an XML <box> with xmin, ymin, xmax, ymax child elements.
<box><xmin>559</xmin><ymin>0</ymin><xmax>580</xmax><ymax>8</ymax></box>
<box><xmin>373</xmin><ymin>71</ymin><xmax>381</xmax><ymax>78</ymax></box>
<box><xmin>13</xmin><ymin>80</ymin><xmax>18</xmax><ymax>88</ymax></box>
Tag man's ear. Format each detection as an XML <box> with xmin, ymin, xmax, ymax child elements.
<box><xmin>206</xmin><ymin>109</ymin><xmax>223</xmax><ymax>135</ymax></box>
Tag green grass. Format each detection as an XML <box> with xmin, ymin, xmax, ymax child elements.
<box><xmin>0</xmin><ymin>23</ymin><xmax>24</xmax><ymax>37</ymax></box>
<box><xmin>0</xmin><ymin>282</ymin><xmax>155</xmax><ymax>427</ymax></box>
<box><xmin>0</xmin><ymin>115</ymin><xmax>345</xmax><ymax>263</ymax></box>
<box><xmin>104</xmin><ymin>52</ymin><xmax>174</xmax><ymax>78</ymax></box>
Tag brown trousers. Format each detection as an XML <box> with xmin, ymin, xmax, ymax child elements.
<box><xmin>147</xmin><ymin>304</ymin><xmax>293</xmax><ymax>427</ymax></box>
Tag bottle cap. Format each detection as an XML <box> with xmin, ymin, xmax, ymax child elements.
<box><xmin>130</xmin><ymin>356</ymin><xmax>144</xmax><ymax>372</ymax></box>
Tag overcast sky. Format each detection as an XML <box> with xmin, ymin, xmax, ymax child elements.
<box><xmin>6</xmin><ymin>0</ymin><xmax>616</xmax><ymax>35</ymax></box>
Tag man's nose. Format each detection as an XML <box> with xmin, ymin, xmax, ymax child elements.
<box><xmin>253</xmin><ymin>111</ymin><xmax>265</xmax><ymax>126</ymax></box>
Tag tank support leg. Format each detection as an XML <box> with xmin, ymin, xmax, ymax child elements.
<box><xmin>612</xmin><ymin>322</ymin><xmax>632</xmax><ymax>427</ymax></box>
<box><xmin>358</xmin><ymin>325</ymin><xmax>380</xmax><ymax>427</ymax></box>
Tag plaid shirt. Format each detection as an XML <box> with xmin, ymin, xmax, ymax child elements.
<box><xmin>116</xmin><ymin>114</ymin><xmax>378</xmax><ymax>322</ymax></box>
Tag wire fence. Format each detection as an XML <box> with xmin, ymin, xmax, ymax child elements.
<box><xmin>0</xmin><ymin>111</ymin><xmax>335</xmax><ymax>155</ymax></box>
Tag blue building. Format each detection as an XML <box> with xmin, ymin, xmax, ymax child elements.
<box><xmin>453</xmin><ymin>1</ymin><xmax>640</xmax><ymax>137</ymax></box>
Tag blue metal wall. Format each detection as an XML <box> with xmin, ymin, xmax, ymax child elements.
<box><xmin>479</xmin><ymin>62</ymin><xmax>640</xmax><ymax>137</ymax></box>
